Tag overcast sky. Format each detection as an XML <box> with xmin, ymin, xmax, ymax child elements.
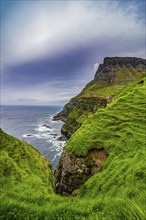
<box><xmin>1</xmin><ymin>0</ymin><xmax>145</xmax><ymax>105</ymax></box>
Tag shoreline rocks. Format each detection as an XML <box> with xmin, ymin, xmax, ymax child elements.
<box><xmin>41</xmin><ymin>124</ymin><xmax>51</xmax><ymax>129</ymax></box>
<box><xmin>56</xmin><ymin>135</ymin><xmax>67</xmax><ymax>142</ymax></box>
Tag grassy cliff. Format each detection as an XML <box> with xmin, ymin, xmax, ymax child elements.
<box><xmin>54</xmin><ymin>57</ymin><xmax>146</xmax><ymax>138</ymax></box>
<box><xmin>1</xmin><ymin>102</ymin><xmax>146</xmax><ymax>220</ymax></box>
<box><xmin>0</xmin><ymin>57</ymin><xmax>146</xmax><ymax>219</ymax></box>
<box><xmin>55</xmin><ymin>75</ymin><xmax>146</xmax><ymax>219</ymax></box>
<box><xmin>66</xmin><ymin>76</ymin><xmax>146</xmax><ymax>156</ymax></box>
<box><xmin>1</xmin><ymin>77</ymin><xmax>145</xmax><ymax>220</ymax></box>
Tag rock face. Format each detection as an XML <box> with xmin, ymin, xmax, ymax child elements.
<box><xmin>54</xmin><ymin>148</ymin><xmax>108</xmax><ymax>195</ymax></box>
<box><xmin>53</xmin><ymin>57</ymin><xmax>146</xmax><ymax>138</ymax></box>
<box><xmin>94</xmin><ymin>57</ymin><xmax>146</xmax><ymax>83</ymax></box>
<box><xmin>53</xmin><ymin>111</ymin><xmax>67</xmax><ymax>122</ymax></box>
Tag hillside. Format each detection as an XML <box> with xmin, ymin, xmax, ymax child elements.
<box><xmin>53</xmin><ymin>57</ymin><xmax>146</xmax><ymax>138</ymax></box>
<box><xmin>1</xmin><ymin>124</ymin><xmax>145</xmax><ymax>220</ymax></box>
<box><xmin>0</xmin><ymin>57</ymin><xmax>146</xmax><ymax>220</ymax></box>
<box><xmin>54</xmin><ymin>75</ymin><xmax>146</xmax><ymax>195</ymax></box>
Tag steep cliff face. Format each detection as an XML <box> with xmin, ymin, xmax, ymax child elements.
<box><xmin>94</xmin><ymin>57</ymin><xmax>146</xmax><ymax>83</ymax></box>
<box><xmin>53</xmin><ymin>57</ymin><xmax>146</xmax><ymax>138</ymax></box>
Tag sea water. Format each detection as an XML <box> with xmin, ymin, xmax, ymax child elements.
<box><xmin>0</xmin><ymin>105</ymin><xmax>65</xmax><ymax>168</ymax></box>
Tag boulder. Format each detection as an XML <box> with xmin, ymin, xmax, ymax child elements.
<box><xmin>56</xmin><ymin>135</ymin><xmax>67</xmax><ymax>141</ymax></box>
<box><xmin>41</xmin><ymin>124</ymin><xmax>51</xmax><ymax>129</ymax></box>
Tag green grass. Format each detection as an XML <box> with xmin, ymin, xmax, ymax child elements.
<box><xmin>78</xmin><ymin>69</ymin><xmax>146</xmax><ymax>98</ymax></box>
<box><xmin>61</xmin><ymin>69</ymin><xmax>146</xmax><ymax>137</ymax></box>
<box><xmin>64</xmin><ymin>76</ymin><xmax>146</xmax><ymax>218</ymax></box>
<box><xmin>79</xmin><ymin>82</ymin><xmax>125</xmax><ymax>98</ymax></box>
<box><xmin>66</xmin><ymin>76</ymin><xmax>146</xmax><ymax>156</ymax></box>
<box><xmin>0</xmin><ymin>75</ymin><xmax>146</xmax><ymax>219</ymax></box>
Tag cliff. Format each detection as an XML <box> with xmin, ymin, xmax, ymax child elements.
<box><xmin>54</xmin><ymin>75</ymin><xmax>146</xmax><ymax>196</ymax></box>
<box><xmin>1</xmin><ymin>57</ymin><xmax>146</xmax><ymax>220</ymax></box>
<box><xmin>53</xmin><ymin>57</ymin><xmax>146</xmax><ymax>138</ymax></box>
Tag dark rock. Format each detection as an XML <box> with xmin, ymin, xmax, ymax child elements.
<box><xmin>26</xmin><ymin>134</ymin><xmax>33</xmax><ymax>137</ymax></box>
<box><xmin>138</xmin><ymin>80</ymin><xmax>144</xmax><ymax>85</ymax></box>
<box><xmin>94</xmin><ymin>57</ymin><xmax>146</xmax><ymax>83</ymax></box>
<box><xmin>41</xmin><ymin>124</ymin><xmax>51</xmax><ymax>129</ymax></box>
<box><xmin>50</xmin><ymin>133</ymin><xmax>58</xmax><ymax>136</ymax></box>
<box><xmin>103</xmin><ymin>57</ymin><xmax>146</xmax><ymax>67</ymax></box>
<box><xmin>56</xmin><ymin>135</ymin><xmax>67</xmax><ymax>141</ymax></box>
<box><xmin>53</xmin><ymin>111</ymin><xmax>67</xmax><ymax>122</ymax></box>
<box><xmin>54</xmin><ymin>148</ymin><xmax>108</xmax><ymax>195</ymax></box>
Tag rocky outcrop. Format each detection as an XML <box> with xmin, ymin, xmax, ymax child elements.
<box><xmin>94</xmin><ymin>57</ymin><xmax>146</xmax><ymax>83</ymax></box>
<box><xmin>56</xmin><ymin>135</ymin><xmax>67</xmax><ymax>141</ymax></box>
<box><xmin>54</xmin><ymin>148</ymin><xmax>108</xmax><ymax>195</ymax></box>
<box><xmin>53</xmin><ymin>110</ymin><xmax>67</xmax><ymax>122</ymax></box>
<box><xmin>99</xmin><ymin>57</ymin><xmax>146</xmax><ymax>69</ymax></box>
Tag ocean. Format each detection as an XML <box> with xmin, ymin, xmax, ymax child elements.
<box><xmin>0</xmin><ymin>105</ymin><xmax>65</xmax><ymax>168</ymax></box>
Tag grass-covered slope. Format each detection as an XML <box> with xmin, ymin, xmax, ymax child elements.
<box><xmin>0</xmin><ymin>131</ymin><xmax>82</xmax><ymax>219</ymax></box>
<box><xmin>2</xmin><ymin>130</ymin><xmax>143</xmax><ymax>220</ymax></box>
<box><xmin>66</xmin><ymin>76</ymin><xmax>146</xmax><ymax>156</ymax></box>
<box><xmin>64</xmin><ymin>76</ymin><xmax>146</xmax><ymax>209</ymax></box>
<box><xmin>0</xmin><ymin>130</ymin><xmax>53</xmax><ymax>218</ymax></box>
<box><xmin>56</xmin><ymin>80</ymin><xmax>126</xmax><ymax>138</ymax></box>
<box><xmin>0</xmin><ymin>129</ymin><xmax>52</xmax><ymax>182</ymax></box>
<box><xmin>0</xmin><ymin>77</ymin><xmax>146</xmax><ymax>219</ymax></box>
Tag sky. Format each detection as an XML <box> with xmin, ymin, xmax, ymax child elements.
<box><xmin>1</xmin><ymin>0</ymin><xmax>146</xmax><ymax>106</ymax></box>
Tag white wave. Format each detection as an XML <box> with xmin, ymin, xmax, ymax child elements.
<box><xmin>33</xmin><ymin>134</ymin><xmax>43</xmax><ymax>138</ymax></box>
<box><xmin>47</xmin><ymin>137</ymin><xmax>66</xmax><ymax>154</ymax></box>
<box><xmin>23</xmin><ymin>133</ymin><xmax>53</xmax><ymax>139</ymax></box>
<box><xmin>47</xmin><ymin>139</ymin><xmax>57</xmax><ymax>145</ymax></box>
<box><xmin>41</xmin><ymin>133</ymin><xmax>52</xmax><ymax>138</ymax></box>
<box><xmin>34</xmin><ymin>133</ymin><xmax>55</xmax><ymax>139</ymax></box>
<box><xmin>23</xmin><ymin>119</ymin><xmax>66</xmax><ymax>164</ymax></box>
<box><xmin>36</xmin><ymin>127</ymin><xmax>51</xmax><ymax>132</ymax></box>
<box><xmin>50</xmin><ymin>120</ymin><xmax>57</xmax><ymax>124</ymax></box>
<box><xmin>52</xmin><ymin>151</ymin><xmax>63</xmax><ymax>162</ymax></box>
<box><xmin>35</xmin><ymin>124</ymin><xmax>53</xmax><ymax>132</ymax></box>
